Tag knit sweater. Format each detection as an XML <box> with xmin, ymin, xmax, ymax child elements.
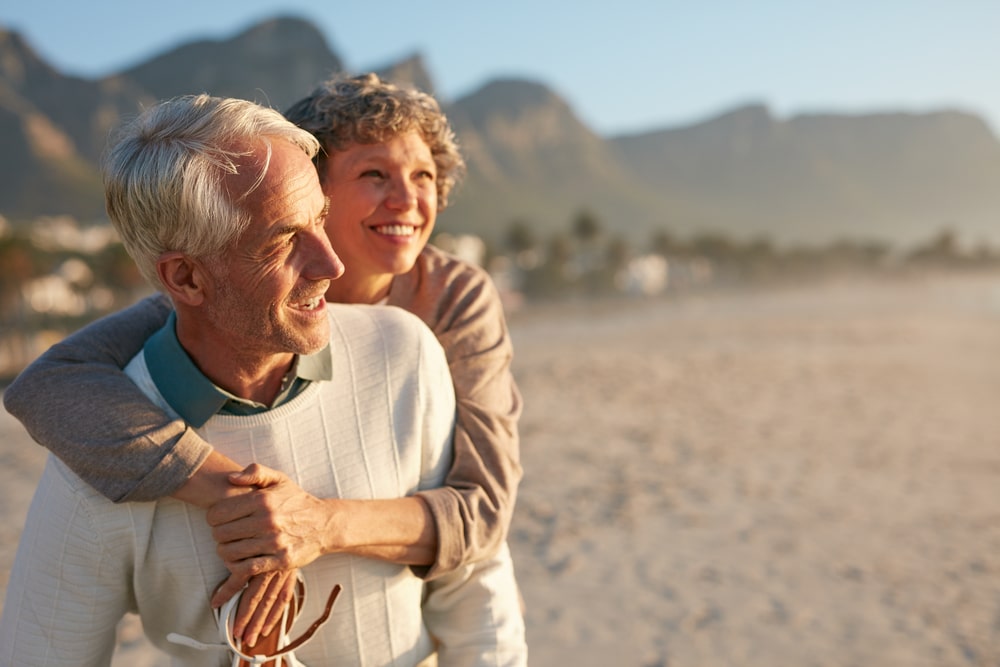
<box><xmin>0</xmin><ymin>305</ymin><xmax>526</xmax><ymax>667</ymax></box>
<box><xmin>3</xmin><ymin>245</ymin><xmax>522</xmax><ymax>576</ymax></box>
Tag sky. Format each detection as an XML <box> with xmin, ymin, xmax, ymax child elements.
<box><xmin>4</xmin><ymin>1</ymin><xmax>1000</xmax><ymax>137</ymax></box>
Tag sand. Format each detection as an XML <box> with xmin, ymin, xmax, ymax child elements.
<box><xmin>2</xmin><ymin>273</ymin><xmax>999</xmax><ymax>666</ymax></box>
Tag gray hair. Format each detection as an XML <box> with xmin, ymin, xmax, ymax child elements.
<box><xmin>284</xmin><ymin>73</ymin><xmax>465</xmax><ymax>209</ymax></box>
<box><xmin>103</xmin><ymin>94</ymin><xmax>321</xmax><ymax>288</ymax></box>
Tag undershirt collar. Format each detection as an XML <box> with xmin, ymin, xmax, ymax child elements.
<box><xmin>143</xmin><ymin>311</ymin><xmax>332</xmax><ymax>427</ymax></box>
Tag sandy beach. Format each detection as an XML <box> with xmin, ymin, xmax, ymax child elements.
<box><xmin>2</xmin><ymin>273</ymin><xmax>999</xmax><ymax>666</ymax></box>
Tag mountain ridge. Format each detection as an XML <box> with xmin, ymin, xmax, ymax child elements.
<box><xmin>1</xmin><ymin>17</ymin><xmax>997</xmax><ymax>248</ymax></box>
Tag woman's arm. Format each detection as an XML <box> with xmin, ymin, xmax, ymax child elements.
<box><xmin>390</xmin><ymin>249</ymin><xmax>523</xmax><ymax>578</ymax></box>
<box><xmin>2</xmin><ymin>293</ymin><xmax>212</xmax><ymax>502</ymax></box>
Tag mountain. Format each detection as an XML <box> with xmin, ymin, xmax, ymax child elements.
<box><xmin>1</xmin><ymin>17</ymin><xmax>998</xmax><ymax>248</ymax></box>
<box><xmin>119</xmin><ymin>17</ymin><xmax>342</xmax><ymax>113</ymax></box>
<box><xmin>440</xmin><ymin>78</ymin><xmax>670</xmax><ymax>243</ymax></box>
<box><xmin>0</xmin><ymin>17</ymin><xmax>344</xmax><ymax>220</ymax></box>
<box><xmin>374</xmin><ymin>53</ymin><xmax>437</xmax><ymax>99</ymax></box>
<box><xmin>0</xmin><ymin>29</ymin><xmax>132</xmax><ymax>218</ymax></box>
<box><xmin>610</xmin><ymin>104</ymin><xmax>1000</xmax><ymax>244</ymax></box>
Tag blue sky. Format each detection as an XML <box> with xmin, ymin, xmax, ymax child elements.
<box><xmin>4</xmin><ymin>1</ymin><xmax>999</xmax><ymax>137</ymax></box>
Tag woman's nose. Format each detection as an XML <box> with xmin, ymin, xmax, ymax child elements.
<box><xmin>384</xmin><ymin>176</ymin><xmax>417</xmax><ymax>210</ymax></box>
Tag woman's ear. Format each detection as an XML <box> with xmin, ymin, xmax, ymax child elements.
<box><xmin>157</xmin><ymin>251</ymin><xmax>207</xmax><ymax>306</ymax></box>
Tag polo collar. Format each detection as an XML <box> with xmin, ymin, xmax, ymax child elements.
<box><xmin>143</xmin><ymin>311</ymin><xmax>332</xmax><ymax>427</ymax></box>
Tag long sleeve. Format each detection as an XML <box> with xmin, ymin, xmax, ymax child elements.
<box><xmin>422</xmin><ymin>543</ymin><xmax>528</xmax><ymax>667</ymax></box>
<box><xmin>0</xmin><ymin>459</ymin><xmax>132</xmax><ymax>665</ymax></box>
<box><xmin>2</xmin><ymin>293</ymin><xmax>212</xmax><ymax>502</ymax></box>
<box><xmin>389</xmin><ymin>246</ymin><xmax>523</xmax><ymax>577</ymax></box>
<box><xmin>409</xmin><ymin>306</ymin><xmax>528</xmax><ymax>666</ymax></box>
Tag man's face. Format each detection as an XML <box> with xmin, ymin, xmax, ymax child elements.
<box><xmin>203</xmin><ymin>139</ymin><xmax>344</xmax><ymax>359</ymax></box>
<box><xmin>320</xmin><ymin>130</ymin><xmax>438</xmax><ymax>297</ymax></box>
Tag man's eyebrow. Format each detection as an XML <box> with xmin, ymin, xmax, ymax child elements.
<box><xmin>270</xmin><ymin>224</ymin><xmax>302</xmax><ymax>239</ymax></box>
<box><xmin>269</xmin><ymin>197</ymin><xmax>330</xmax><ymax>239</ymax></box>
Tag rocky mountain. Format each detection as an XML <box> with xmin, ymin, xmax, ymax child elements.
<box><xmin>610</xmin><ymin>104</ymin><xmax>1000</xmax><ymax>245</ymax></box>
<box><xmin>119</xmin><ymin>17</ymin><xmax>342</xmax><ymax>113</ymax></box>
<box><xmin>374</xmin><ymin>53</ymin><xmax>437</xmax><ymax>99</ymax></box>
<box><xmin>1</xmin><ymin>16</ymin><xmax>998</xmax><ymax>248</ymax></box>
<box><xmin>441</xmin><ymin>78</ymin><xmax>669</xmax><ymax>243</ymax></box>
<box><xmin>0</xmin><ymin>28</ymin><xmax>130</xmax><ymax>218</ymax></box>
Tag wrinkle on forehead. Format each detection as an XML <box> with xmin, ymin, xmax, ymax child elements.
<box><xmin>223</xmin><ymin>139</ymin><xmax>273</xmax><ymax>205</ymax></box>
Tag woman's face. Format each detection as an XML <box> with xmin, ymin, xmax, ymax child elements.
<box><xmin>320</xmin><ymin>130</ymin><xmax>438</xmax><ymax>302</ymax></box>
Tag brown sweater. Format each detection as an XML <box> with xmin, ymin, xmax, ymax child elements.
<box><xmin>3</xmin><ymin>245</ymin><xmax>522</xmax><ymax>577</ymax></box>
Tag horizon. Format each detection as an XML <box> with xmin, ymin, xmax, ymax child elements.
<box><xmin>3</xmin><ymin>1</ymin><xmax>999</xmax><ymax>138</ymax></box>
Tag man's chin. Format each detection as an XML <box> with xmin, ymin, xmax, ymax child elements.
<box><xmin>282</xmin><ymin>310</ymin><xmax>330</xmax><ymax>352</ymax></box>
<box><xmin>295</xmin><ymin>326</ymin><xmax>331</xmax><ymax>356</ymax></box>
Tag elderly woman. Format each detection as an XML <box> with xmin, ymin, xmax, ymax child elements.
<box><xmin>3</xmin><ymin>74</ymin><xmax>522</xmax><ymax>647</ymax></box>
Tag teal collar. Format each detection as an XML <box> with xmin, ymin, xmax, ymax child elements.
<box><xmin>143</xmin><ymin>311</ymin><xmax>331</xmax><ymax>426</ymax></box>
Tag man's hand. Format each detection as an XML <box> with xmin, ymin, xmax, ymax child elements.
<box><xmin>207</xmin><ymin>463</ymin><xmax>335</xmax><ymax>580</ymax></box>
<box><xmin>205</xmin><ymin>461</ymin><xmax>439</xmax><ymax>644</ymax></box>
<box><xmin>213</xmin><ymin>570</ymin><xmax>300</xmax><ymax>646</ymax></box>
<box><xmin>206</xmin><ymin>463</ymin><xmax>334</xmax><ymax>645</ymax></box>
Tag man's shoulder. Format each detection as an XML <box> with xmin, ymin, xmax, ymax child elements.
<box><xmin>324</xmin><ymin>304</ymin><xmax>447</xmax><ymax>380</ymax></box>
<box><xmin>326</xmin><ymin>303</ymin><xmax>437</xmax><ymax>346</ymax></box>
<box><xmin>327</xmin><ymin>302</ymin><xmax>427</xmax><ymax>328</ymax></box>
<box><xmin>122</xmin><ymin>349</ymin><xmax>178</xmax><ymax>418</ymax></box>
<box><xmin>39</xmin><ymin>453</ymin><xmax>117</xmax><ymax>507</ymax></box>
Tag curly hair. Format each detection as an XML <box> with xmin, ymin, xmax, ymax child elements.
<box><xmin>284</xmin><ymin>73</ymin><xmax>465</xmax><ymax>209</ymax></box>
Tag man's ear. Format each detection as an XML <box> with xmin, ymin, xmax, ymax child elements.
<box><xmin>157</xmin><ymin>251</ymin><xmax>208</xmax><ymax>306</ymax></box>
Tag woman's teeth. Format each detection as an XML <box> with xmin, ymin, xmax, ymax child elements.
<box><xmin>375</xmin><ymin>225</ymin><xmax>416</xmax><ymax>236</ymax></box>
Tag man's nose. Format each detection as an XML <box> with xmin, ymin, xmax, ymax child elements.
<box><xmin>305</xmin><ymin>227</ymin><xmax>345</xmax><ymax>280</ymax></box>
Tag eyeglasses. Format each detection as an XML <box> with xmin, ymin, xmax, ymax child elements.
<box><xmin>168</xmin><ymin>575</ymin><xmax>342</xmax><ymax>666</ymax></box>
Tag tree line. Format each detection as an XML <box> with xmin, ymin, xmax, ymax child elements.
<box><xmin>466</xmin><ymin>209</ymin><xmax>1000</xmax><ymax>301</ymax></box>
<box><xmin>1</xmin><ymin>211</ymin><xmax>998</xmax><ymax>379</ymax></box>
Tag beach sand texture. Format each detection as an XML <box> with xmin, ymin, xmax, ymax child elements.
<box><xmin>2</xmin><ymin>274</ymin><xmax>999</xmax><ymax>666</ymax></box>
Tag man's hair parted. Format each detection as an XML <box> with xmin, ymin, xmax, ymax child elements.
<box><xmin>103</xmin><ymin>94</ymin><xmax>320</xmax><ymax>288</ymax></box>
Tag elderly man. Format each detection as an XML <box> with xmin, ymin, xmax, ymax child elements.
<box><xmin>0</xmin><ymin>95</ymin><xmax>525</xmax><ymax>666</ymax></box>
<box><xmin>5</xmin><ymin>75</ymin><xmax>525</xmax><ymax>648</ymax></box>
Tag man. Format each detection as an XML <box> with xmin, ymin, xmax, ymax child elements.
<box><xmin>4</xmin><ymin>75</ymin><xmax>524</xmax><ymax>647</ymax></box>
<box><xmin>0</xmin><ymin>95</ymin><xmax>525</xmax><ymax>666</ymax></box>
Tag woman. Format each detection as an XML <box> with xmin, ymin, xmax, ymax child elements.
<box><xmin>3</xmin><ymin>74</ymin><xmax>522</xmax><ymax>646</ymax></box>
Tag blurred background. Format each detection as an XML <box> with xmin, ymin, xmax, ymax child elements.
<box><xmin>2</xmin><ymin>1</ymin><xmax>1000</xmax><ymax>379</ymax></box>
<box><xmin>2</xmin><ymin>3</ymin><xmax>999</xmax><ymax>665</ymax></box>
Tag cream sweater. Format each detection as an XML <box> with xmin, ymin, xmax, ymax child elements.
<box><xmin>3</xmin><ymin>245</ymin><xmax>523</xmax><ymax>576</ymax></box>
<box><xmin>0</xmin><ymin>305</ymin><xmax>526</xmax><ymax>666</ymax></box>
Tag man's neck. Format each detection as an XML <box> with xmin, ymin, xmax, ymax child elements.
<box><xmin>210</xmin><ymin>358</ymin><xmax>296</xmax><ymax>407</ymax></box>
<box><xmin>174</xmin><ymin>317</ymin><xmax>294</xmax><ymax>407</ymax></box>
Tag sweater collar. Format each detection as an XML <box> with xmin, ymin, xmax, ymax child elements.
<box><xmin>143</xmin><ymin>311</ymin><xmax>331</xmax><ymax>427</ymax></box>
